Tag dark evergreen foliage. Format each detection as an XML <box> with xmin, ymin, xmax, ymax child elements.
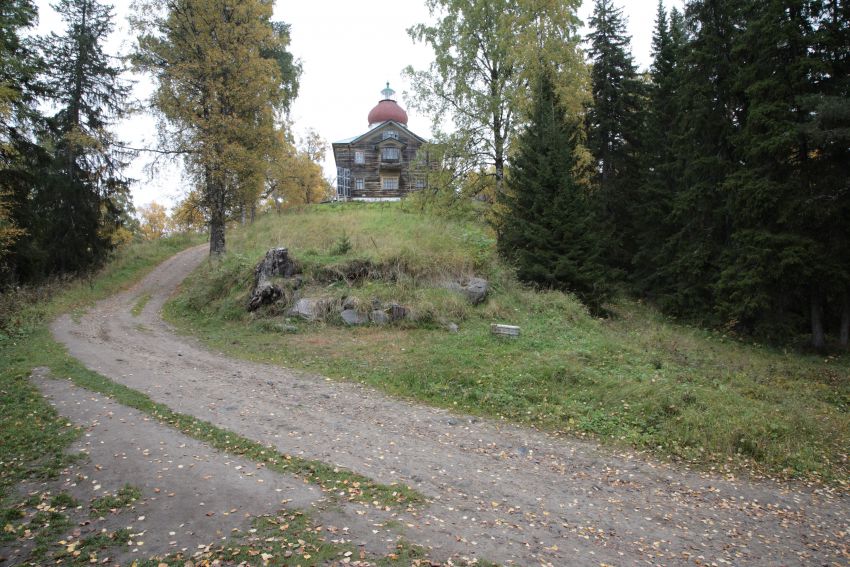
<box><xmin>2</xmin><ymin>0</ymin><xmax>133</xmax><ymax>283</ymax></box>
<box><xmin>806</xmin><ymin>0</ymin><xmax>850</xmax><ymax>348</ymax></box>
<box><xmin>585</xmin><ymin>0</ymin><xmax>646</xmax><ymax>270</ymax></box>
<box><xmin>716</xmin><ymin>1</ymin><xmax>821</xmax><ymax>340</ymax></box>
<box><xmin>34</xmin><ymin>0</ymin><xmax>132</xmax><ymax>276</ymax></box>
<box><xmin>498</xmin><ymin>72</ymin><xmax>610</xmax><ymax>311</ymax></box>
<box><xmin>0</xmin><ymin>0</ymin><xmax>46</xmax><ymax>280</ymax></box>
<box><xmin>623</xmin><ymin>0</ymin><xmax>850</xmax><ymax>348</ymax></box>
<box><xmin>630</xmin><ymin>3</ymin><xmax>685</xmax><ymax>294</ymax></box>
<box><xmin>640</xmin><ymin>0</ymin><xmax>745</xmax><ymax>321</ymax></box>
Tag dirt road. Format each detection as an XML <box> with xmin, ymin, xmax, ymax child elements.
<box><xmin>49</xmin><ymin>245</ymin><xmax>848</xmax><ymax>566</ymax></box>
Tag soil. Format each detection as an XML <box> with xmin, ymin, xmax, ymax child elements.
<box><xmin>30</xmin><ymin>245</ymin><xmax>850</xmax><ymax>565</ymax></box>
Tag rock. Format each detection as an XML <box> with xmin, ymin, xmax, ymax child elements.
<box><xmin>288</xmin><ymin>298</ymin><xmax>334</xmax><ymax>321</ymax></box>
<box><xmin>371</xmin><ymin>298</ymin><xmax>383</xmax><ymax>311</ymax></box>
<box><xmin>388</xmin><ymin>303</ymin><xmax>408</xmax><ymax>321</ymax></box>
<box><xmin>370</xmin><ymin>310</ymin><xmax>390</xmax><ymax>325</ymax></box>
<box><xmin>342</xmin><ymin>296</ymin><xmax>357</xmax><ymax>310</ymax></box>
<box><xmin>462</xmin><ymin>277</ymin><xmax>489</xmax><ymax>305</ymax></box>
<box><xmin>341</xmin><ymin>309</ymin><xmax>368</xmax><ymax>326</ymax></box>
<box><xmin>491</xmin><ymin>323</ymin><xmax>520</xmax><ymax>338</ymax></box>
<box><xmin>445</xmin><ymin>322</ymin><xmax>459</xmax><ymax>334</ymax></box>
<box><xmin>443</xmin><ymin>277</ymin><xmax>489</xmax><ymax>305</ymax></box>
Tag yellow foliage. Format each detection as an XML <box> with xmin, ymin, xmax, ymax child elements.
<box><xmin>266</xmin><ymin>128</ymin><xmax>331</xmax><ymax>208</ymax></box>
<box><xmin>132</xmin><ymin>0</ymin><xmax>296</xmax><ymax>252</ymax></box>
<box><xmin>172</xmin><ymin>191</ymin><xmax>207</xmax><ymax>233</ymax></box>
<box><xmin>0</xmin><ymin>189</ymin><xmax>25</xmax><ymax>259</ymax></box>
<box><xmin>138</xmin><ymin>201</ymin><xmax>171</xmax><ymax>240</ymax></box>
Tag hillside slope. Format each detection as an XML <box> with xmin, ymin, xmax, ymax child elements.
<box><xmin>166</xmin><ymin>203</ymin><xmax>849</xmax><ymax>484</ymax></box>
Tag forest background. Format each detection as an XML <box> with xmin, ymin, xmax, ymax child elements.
<box><xmin>1</xmin><ymin>0</ymin><xmax>848</xmax><ymax>349</ymax></box>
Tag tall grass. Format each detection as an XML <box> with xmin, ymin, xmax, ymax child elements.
<box><xmin>231</xmin><ymin>202</ymin><xmax>499</xmax><ymax>278</ymax></box>
<box><xmin>166</xmin><ymin>204</ymin><xmax>850</xmax><ymax>485</ymax></box>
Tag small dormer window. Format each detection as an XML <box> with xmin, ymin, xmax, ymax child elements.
<box><xmin>382</xmin><ymin>130</ymin><xmax>399</xmax><ymax>141</ymax></box>
<box><xmin>354</xmin><ymin>150</ymin><xmax>365</xmax><ymax>164</ymax></box>
<box><xmin>381</xmin><ymin>147</ymin><xmax>400</xmax><ymax>161</ymax></box>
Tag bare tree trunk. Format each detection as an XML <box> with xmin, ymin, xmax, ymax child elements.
<box><xmin>209</xmin><ymin>216</ymin><xmax>226</xmax><ymax>256</ymax></box>
<box><xmin>207</xmin><ymin>169</ymin><xmax>226</xmax><ymax>256</ymax></box>
<box><xmin>493</xmin><ymin>120</ymin><xmax>505</xmax><ymax>195</ymax></box>
<box><xmin>250</xmin><ymin>203</ymin><xmax>256</xmax><ymax>224</ymax></box>
<box><xmin>840</xmin><ymin>290</ymin><xmax>849</xmax><ymax>350</ymax></box>
<box><xmin>811</xmin><ymin>290</ymin><xmax>826</xmax><ymax>350</ymax></box>
<box><xmin>491</xmin><ymin>62</ymin><xmax>505</xmax><ymax>196</ymax></box>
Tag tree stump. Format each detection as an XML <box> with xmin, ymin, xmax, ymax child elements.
<box><xmin>247</xmin><ymin>248</ymin><xmax>300</xmax><ymax>312</ymax></box>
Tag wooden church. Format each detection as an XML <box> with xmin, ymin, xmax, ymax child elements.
<box><xmin>333</xmin><ymin>84</ymin><xmax>429</xmax><ymax>201</ymax></box>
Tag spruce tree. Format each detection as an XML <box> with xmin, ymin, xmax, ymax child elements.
<box><xmin>0</xmin><ymin>0</ymin><xmax>48</xmax><ymax>280</ymax></box>
<box><xmin>585</xmin><ymin>0</ymin><xmax>645</xmax><ymax>271</ymax></box>
<box><xmin>498</xmin><ymin>71</ymin><xmax>609</xmax><ymax>311</ymax></box>
<box><xmin>631</xmin><ymin>1</ymin><xmax>685</xmax><ymax>294</ymax></box>
<box><xmin>807</xmin><ymin>0</ymin><xmax>850</xmax><ymax>348</ymax></box>
<box><xmin>24</xmin><ymin>0</ymin><xmax>132</xmax><ymax>276</ymax></box>
<box><xmin>715</xmin><ymin>1</ymin><xmax>823</xmax><ymax>342</ymax></box>
<box><xmin>651</xmin><ymin>0</ymin><xmax>745</xmax><ymax>319</ymax></box>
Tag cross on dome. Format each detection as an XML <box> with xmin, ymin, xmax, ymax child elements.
<box><xmin>381</xmin><ymin>82</ymin><xmax>396</xmax><ymax>100</ymax></box>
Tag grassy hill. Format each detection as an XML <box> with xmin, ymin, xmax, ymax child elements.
<box><xmin>166</xmin><ymin>203</ymin><xmax>849</xmax><ymax>485</ymax></box>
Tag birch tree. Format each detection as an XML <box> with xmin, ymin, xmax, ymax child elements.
<box><xmin>405</xmin><ymin>0</ymin><xmax>585</xmax><ymax>195</ymax></box>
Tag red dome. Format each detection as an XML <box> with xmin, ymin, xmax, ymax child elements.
<box><xmin>368</xmin><ymin>99</ymin><xmax>408</xmax><ymax>126</ymax></box>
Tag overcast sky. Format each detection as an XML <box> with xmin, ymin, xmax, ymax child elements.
<box><xmin>33</xmin><ymin>0</ymin><xmax>684</xmax><ymax>209</ymax></box>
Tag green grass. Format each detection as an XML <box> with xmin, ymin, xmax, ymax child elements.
<box><xmin>135</xmin><ymin>508</ymin><xmax>489</xmax><ymax>567</ymax></box>
<box><xmin>131</xmin><ymin>292</ymin><xmax>152</xmax><ymax>316</ymax></box>
<box><xmin>1</xmin><ymin>490</ymin><xmax>81</xmax><ymax>563</ymax></box>
<box><xmin>164</xmin><ymin>203</ymin><xmax>850</xmax><ymax>485</ymax></box>
<box><xmin>90</xmin><ymin>484</ymin><xmax>141</xmax><ymax>516</ymax></box>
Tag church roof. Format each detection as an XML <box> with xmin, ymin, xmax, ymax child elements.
<box><xmin>368</xmin><ymin>99</ymin><xmax>408</xmax><ymax>126</ymax></box>
<box><xmin>332</xmin><ymin>120</ymin><xmax>427</xmax><ymax>146</ymax></box>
